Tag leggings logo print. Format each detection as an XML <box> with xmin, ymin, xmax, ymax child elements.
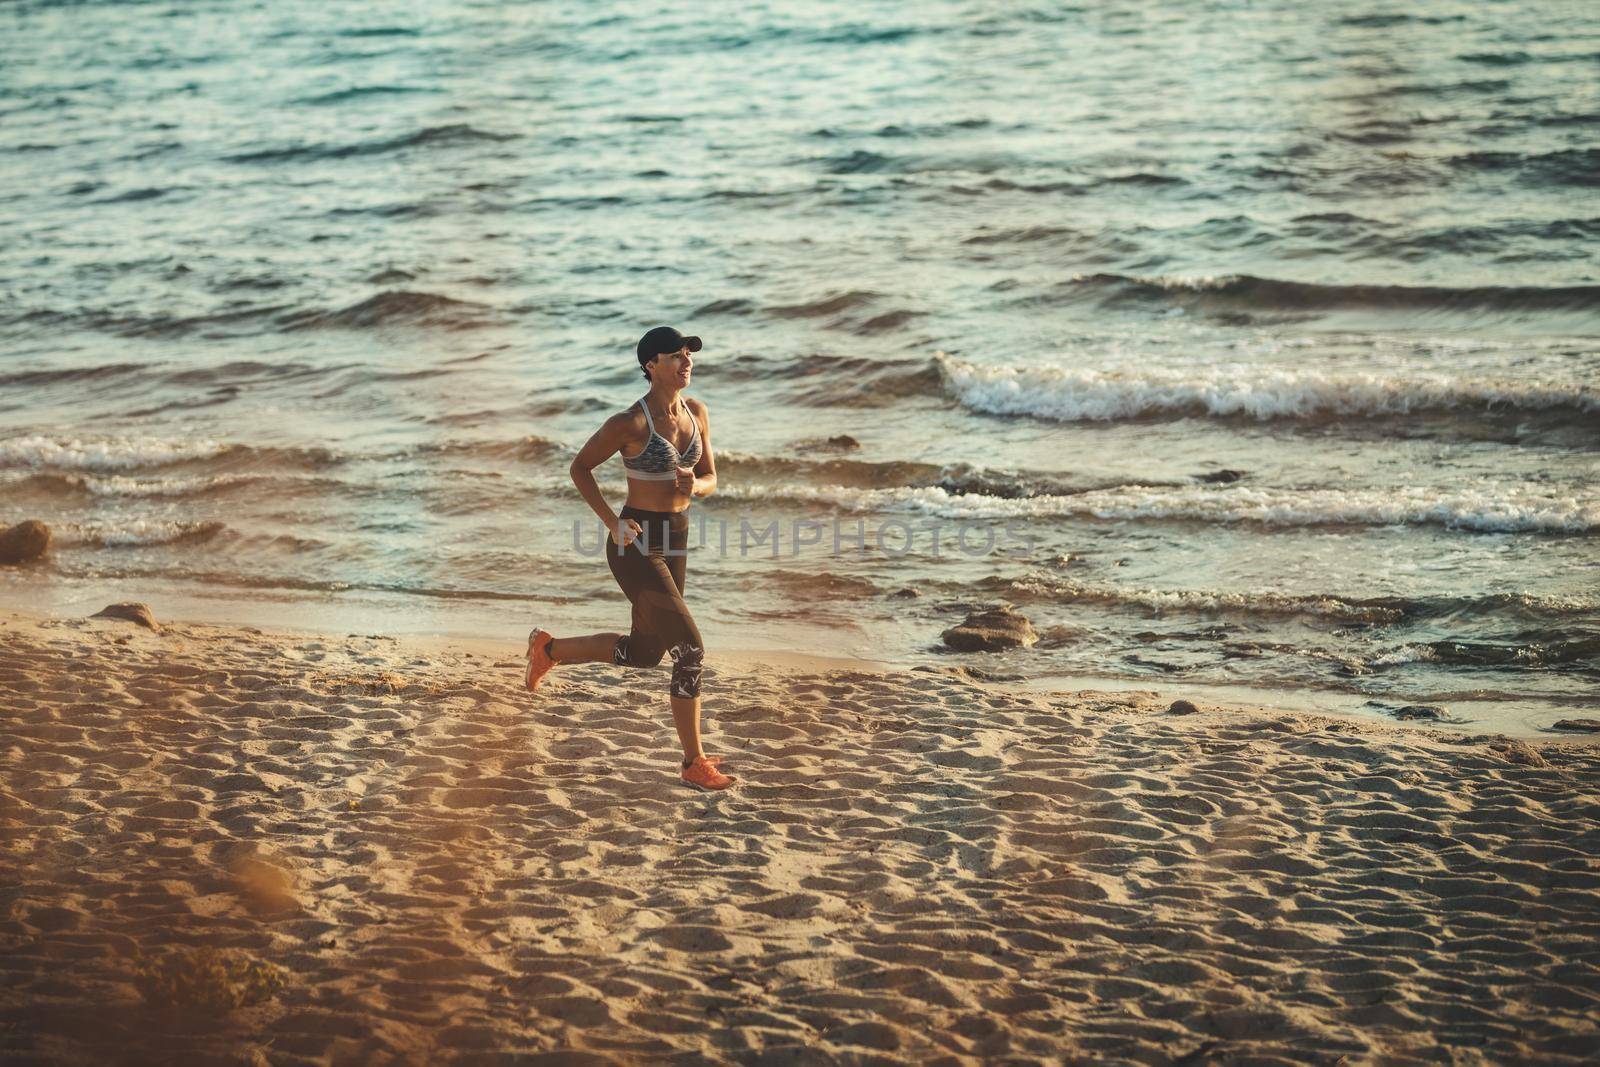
<box><xmin>668</xmin><ymin>643</ymin><xmax>703</xmax><ymax>699</ymax></box>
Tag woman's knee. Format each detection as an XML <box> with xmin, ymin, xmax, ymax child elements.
<box><xmin>668</xmin><ymin>642</ymin><xmax>704</xmax><ymax>699</ymax></box>
<box><xmin>613</xmin><ymin>635</ymin><xmax>666</xmax><ymax>668</ymax></box>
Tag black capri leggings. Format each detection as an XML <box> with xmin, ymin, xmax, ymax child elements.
<box><xmin>606</xmin><ymin>505</ymin><xmax>704</xmax><ymax>699</ymax></box>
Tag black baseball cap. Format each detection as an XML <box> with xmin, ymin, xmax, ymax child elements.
<box><xmin>636</xmin><ymin>326</ymin><xmax>702</xmax><ymax>367</ymax></box>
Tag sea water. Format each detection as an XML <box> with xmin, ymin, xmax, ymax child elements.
<box><xmin>2</xmin><ymin>0</ymin><xmax>1596</xmax><ymax>734</ymax></box>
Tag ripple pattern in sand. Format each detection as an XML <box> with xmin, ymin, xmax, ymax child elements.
<box><xmin>2</xmin><ymin>615</ymin><xmax>1599</xmax><ymax>1064</ymax></box>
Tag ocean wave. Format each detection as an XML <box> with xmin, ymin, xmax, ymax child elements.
<box><xmin>94</xmin><ymin>186</ymin><xmax>168</xmax><ymax>204</ymax></box>
<box><xmin>0</xmin><ymin>361</ymin><xmax>150</xmax><ymax>388</ymax></box>
<box><xmin>1335</xmin><ymin>13</ymin><xmax>1464</xmax><ymax>28</ymax></box>
<box><xmin>415</xmin><ymin>436</ymin><xmax>562</xmax><ymax>463</ymax></box>
<box><xmin>6</xmin><ymin>304</ymin><xmax>289</xmax><ymax>341</ymax></box>
<box><xmin>297</xmin><ymin>85</ymin><xmax>440</xmax><ymax>106</ymax></box>
<box><xmin>277</xmin><ymin>290</ymin><xmax>494</xmax><ymax>331</ymax></box>
<box><xmin>0</xmin><ymin>434</ymin><xmax>229</xmax><ymax>471</ymax></box>
<box><xmin>959</xmin><ymin>224</ymin><xmax>1147</xmax><ymax>255</ymax></box>
<box><xmin>690</xmin><ymin>297</ymin><xmax>758</xmax><ymax>317</ymax></box>
<box><xmin>982</xmin><ymin>576</ymin><xmax>1411</xmax><ymax>624</ymax></box>
<box><xmin>1373</xmin><ymin>636</ymin><xmax>1600</xmax><ymax>670</ymax></box>
<box><xmin>820</xmin><ymin>150</ymin><xmax>895</xmax><ymax>174</ymax></box>
<box><xmin>1449</xmin><ymin>147</ymin><xmax>1600</xmax><ymax>189</ymax></box>
<box><xmin>0</xmin><ymin>432</ymin><xmax>565</xmax><ymax>475</ymax></box>
<box><xmin>335</xmin><ymin>26</ymin><xmax>420</xmax><ymax>38</ymax></box>
<box><xmin>717</xmin><ymin>351</ymin><xmax>939</xmax><ymax>405</ymax></box>
<box><xmin>0</xmin><ymin>435</ymin><xmax>346</xmax><ymax>472</ymax></box>
<box><xmin>717</xmin><ymin>482</ymin><xmax>1599</xmax><ymax>533</ymax></box>
<box><xmin>162</xmin><ymin>359</ymin><xmax>354</xmax><ymax>387</ymax></box>
<box><xmin>753</xmin><ymin>569</ymin><xmax>883</xmax><ymax>599</ymax></box>
<box><xmin>59</xmin><ymin>519</ymin><xmax>229</xmax><ymax>548</ymax></box>
<box><xmin>716</xmin><ymin>452</ymin><xmax>1118</xmax><ymax>497</ymax></box>
<box><xmin>981</xmin><ymin>576</ymin><xmax>1600</xmax><ymax>626</ymax></box>
<box><xmin>4</xmin><ymin>471</ymin><xmax>270</xmax><ymax>498</ymax></box>
<box><xmin>764</xmin><ymin>291</ymin><xmax>883</xmax><ymax>318</ymax></box>
<box><xmin>1330</xmin><ymin>217</ymin><xmax>1600</xmax><ymax>260</ymax></box>
<box><xmin>718</xmin><ymin>351</ymin><xmax>926</xmax><ymax>380</ymax></box>
<box><xmin>975</xmin><ymin>177</ymin><xmax>1086</xmax><ymax>195</ymax></box>
<box><xmin>936</xmin><ymin>354</ymin><xmax>1600</xmax><ymax>422</ymax></box>
<box><xmin>1054</xmin><ymin>271</ymin><xmax>1600</xmax><ymax>317</ymax></box>
<box><xmin>718</xmin><ymin>451</ymin><xmax>942</xmax><ymax>490</ymax></box>
<box><xmin>47</xmin><ymin>563</ymin><xmax>584</xmax><ymax>605</ymax></box>
<box><xmin>223</xmin><ymin>124</ymin><xmax>515</xmax><ymax>165</ymax></box>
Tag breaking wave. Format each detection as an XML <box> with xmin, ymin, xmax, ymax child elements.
<box><xmin>936</xmin><ymin>354</ymin><xmax>1600</xmax><ymax>423</ymax></box>
<box><xmin>58</xmin><ymin>519</ymin><xmax>230</xmax><ymax>548</ymax></box>
<box><xmin>0</xmin><ymin>434</ymin><xmax>230</xmax><ymax>471</ymax></box>
<box><xmin>718</xmin><ymin>482</ymin><xmax>1599</xmax><ymax>534</ymax></box>
<box><xmin>982</xmin><ymin>575</ymin><xmax>1600</xmax><ymax>626</ymax></box>
<box><xmin>277</xmin><ymin>290</ymin><xmax>494</xmax><ymax>331</ymax></box>
<box><xmin>1058</xmin><ymin>271</ymin><xmax>1600</xmax><ymax>316</ymax></box>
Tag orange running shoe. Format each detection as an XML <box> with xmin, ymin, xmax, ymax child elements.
<box><xmin>524</xmin><ymin>628</ymin><xmax>557</xmax><ymax>692</ymax></box>
<box><xmin>681</xmin><ymin>755</ymin><xmax>735</xmax><ymax>790</ymax></box>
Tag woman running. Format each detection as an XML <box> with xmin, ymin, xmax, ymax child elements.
<box><xmin>523</xmin><ymin>326</ymin><xmax>734</xmax><ymax>791</ymax></box>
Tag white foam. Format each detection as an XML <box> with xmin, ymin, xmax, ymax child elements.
<box><xmin>722</xmin><ymin>482</ymin><xmax>1599</xmax><ymax>533</ymax></box>
<box><xmin>0</xmin><ymin>470</ymin><xmax>265</xmax><ymax>499</ymax></box>
<box><xmin>1370</xmin><ymin>645</ymin><xmax>1439</xmax><ymax>667</ymax></box>
<box><xmin>0</xmin><ymin>434</ymin><xmax>228</xmax><ymax>471</ymax></box>
<box><xmin>1003</xmin><ymin>575</ymin><xmax>1407</xmax><ymax>622</ymax></box>
<box><xmin>936</xmin><ymin>353</ymin><xmax>1600</xmax><ymax>422</ymax></box>
<box><xmin>1005</xmin><ymin>577</ymin><xmax>1600</xmax><ymax>620</ymax></box>
<box><xmin>75</xmin><ymin>473</ymin><xmax>255</xmax><ymax>497</ymax></box>
<box><xmin>61</xmin><ymin>519</ymin><xmax>228</xmax><ymax>547</ymax></box>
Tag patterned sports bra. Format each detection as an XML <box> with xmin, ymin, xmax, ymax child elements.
<box><xmin>620</xmin><ymin>397</ymin><xmax>701</xmax><ymax>481</ymax></box>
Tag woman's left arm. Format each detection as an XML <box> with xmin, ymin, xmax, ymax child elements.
<box><xmin>688</xmin><ymin>397</ymin><xmax>716</xmax><ymax>498</ymax></box>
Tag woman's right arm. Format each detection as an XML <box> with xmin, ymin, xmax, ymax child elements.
<box><xmin>569</xmin><ymin>413</ymin><xmax>638</xmax><ymax>543</ymax></box>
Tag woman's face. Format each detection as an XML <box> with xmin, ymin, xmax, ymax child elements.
<box><xmin>652</xmin><ymin>345</ymin><xmax>693</xmax><ymax>387</ymax></box>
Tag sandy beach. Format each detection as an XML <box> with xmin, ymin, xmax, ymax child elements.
<box><xmin>6</xmin><ymin>0</ymin><xmax>1600</xmax><ymax>1062</ymax></box>
<box><xmin>3</xmin><ymin>607</ymin><xmax>1598</xmax><ymax>1065</ymax></box>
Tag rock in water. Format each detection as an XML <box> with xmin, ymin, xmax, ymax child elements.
<box><xmin>941</xmin><ymin>605</ymin><xmax>1038</xmax><ymax>652</ymax></box>
<box><xmin>1195</xmin><ymin>469</ymin><xmax>1248</xmax><ymax>484</ymax></box>
<box><xmin>1552</xmin><ymin>719</ymin><xmax>1600</xmax><ymax>733</ymax></box>
<box><xmin>1036</xmin><ymin>625</ymin><xmax>1080</xmax><ymax>650</ymax></box>
<box><xmin>91</xmin><ymin>602</ymin><xmax>161</xmax><ymax>633</ymax></box>
<box><xmin>801</xmin><ymin>434</ymin><xmax>861</xmax><ymax>452</ymax></box>
<box><xmin>0</xmin><ymin>520</ymin><xmax>51</xmax><ymax>564</ymax></box>
<box><xmin>1394</xmin><ymin>704</ymin><xmax>1445</xmax><ymax>721</ymax></box>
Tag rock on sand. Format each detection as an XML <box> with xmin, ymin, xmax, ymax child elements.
<box><xmin>91</xmin><ymin>602</ymin><xmax>161</xmax><ymax>632</ymax></box>
<box><xmin>941</xmin><ymin>605</ymin><xmax>1037</xmax><ymax>652</ymax></box>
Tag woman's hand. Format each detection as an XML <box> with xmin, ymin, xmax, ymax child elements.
<box><xmin>611</xmin><ymin>518</ymin><xmax>642</xmax><ymax>547</ymax></box>
<box><xmin>675</xmin><ymin>466</ymin><xmax>696</xmax><ymax>496</ymax></box>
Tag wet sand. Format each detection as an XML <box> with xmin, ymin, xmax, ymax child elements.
<box><xmin>2</xmin><ymin>608</ymin><xmax>1598</xmax><ymax>1065</ymax></box>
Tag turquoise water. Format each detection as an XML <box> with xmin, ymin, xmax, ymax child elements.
<box><xmin>2</xmin><ymin>0</ymin><xmax>1597</xmax><ymax>733</ymax></box>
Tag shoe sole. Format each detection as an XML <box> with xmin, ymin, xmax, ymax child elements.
<box><xmin>525</xmin><ymin>629</ymin><xmax>553</xmax><ymax>691</ymax></box>
<box><xmin>681</xmin><ymin>771</ymin><xmax>735</xmax><ymax>791</ymax></box>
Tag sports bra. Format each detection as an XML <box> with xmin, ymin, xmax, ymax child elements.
<box><xmin>620</xmin><ymin>397</ymin><xmax>701</xmax><ymax>480</ymax></box>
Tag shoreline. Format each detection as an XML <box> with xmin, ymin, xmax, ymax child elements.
<box><xmin>1</xmin><ymin>580</ymin><xmax>1588</xmax><ymax>742</ymax></box>
<box><xmin>4</xmin><ymin>605</ymin><xmax>1599</xmax><ymax>1063</ymax></box>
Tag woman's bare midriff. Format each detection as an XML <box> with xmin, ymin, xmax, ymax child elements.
<box><xmin>625</xmin><ymin>480</ymin><xmax>692</xmax><ymax>513</ymax></box>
